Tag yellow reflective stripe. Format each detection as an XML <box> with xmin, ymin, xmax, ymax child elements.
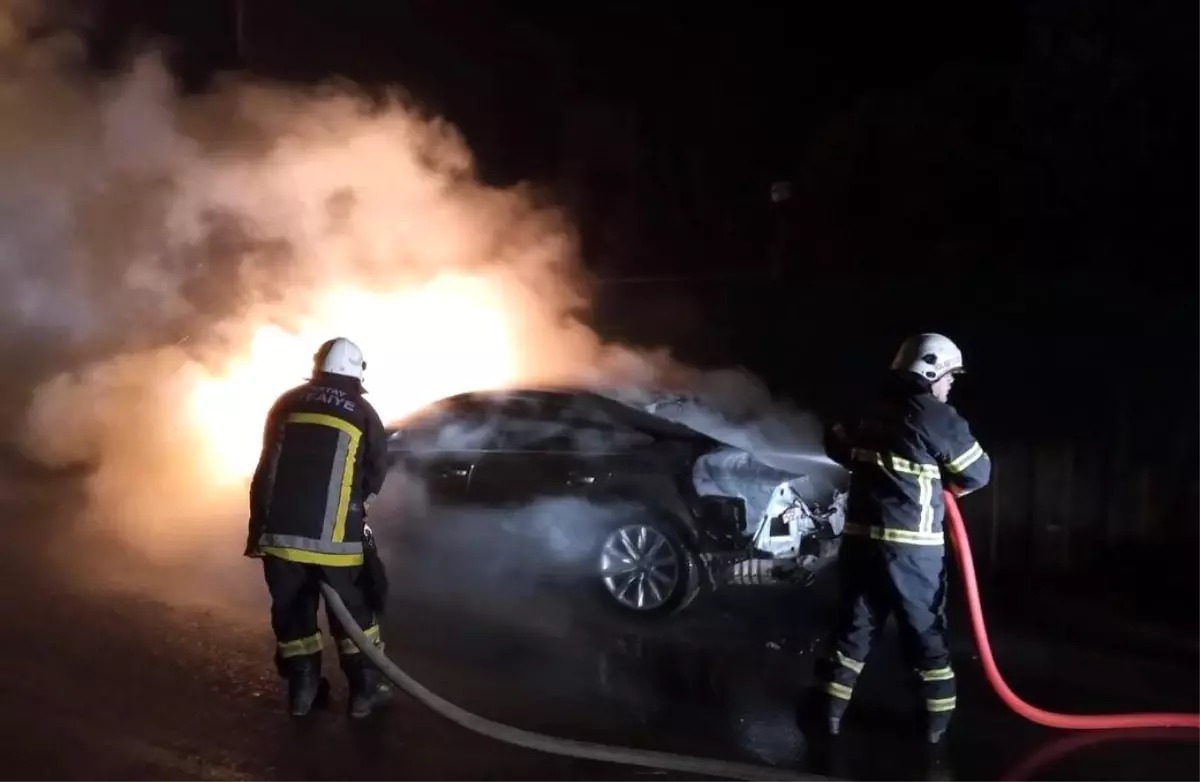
<box><xmin>277</xmin><ymin>632</ymin><xmax>323</xmax><ymax>658</ymax></box>
<box><xmin>261</xmin><ymin>546</ymin><xmax>365</xmax><ymax>567</ymax></box>
<box><xmin>332</xmin><ymin>427</ymin><xmax>360</xmax><ymax>543</ymax></box>
<box><xmin>337</xmin><ymin>624</ymin><xmax>382</xmax><ymax>655</ymax></box>
<box><xmin>852</xmin><ymin>449</ymin><xmax>939</xmax><ymax>476</ymax></box>
<box><xmin>919</xmin><ymin>667</ymin><xmax>955</xmax><ymax>682</ymax></box>
<box><xmin>836</xmin><ymin>651</ymin><xmax>864</xmax><ymax>674</ymax></box>
<box><xmin>851</xmin><ymin>448</ymin><xmax>885</xmax><ymax>472</ymax></box>
<box><xmin>843</xmin><ymin>523</ymin><xmax>945</xmax><ymax>546</ymax></box>
<box><xmin>926</xmin><ymin>696</ymin><xmax>957</xmax><ymax>713</ymax></box>
<box><xmin>259</xmin><ymin>533</ymin><xmax>361</xmax><ymax>556</ymax></box>
<box><xmin>285</xmin><ymin>413</ymin><xmax>363</xmax><ymax>544</ymax></box>
<box><xmin>890</xmin><ymin>456</ymin><xmax>940</xmax><ymax>478</ymax></box>
<box><xmin>847</xmin><ymin>448</ymin><xmax>941</xmax><ymax>536</ymax></box>
<box><xmin>851</xmin><ymin>448</ymin><xmax>885</xmax><ymax>469</ymax></box>
<box><xmin>848</xmin><ymin>449</ymin><xmax>939</xmax><ymax>534</ymax></box>
<box><xmin>946</xmin><ymin>442</ymin><xmax>984</xmax><ymax>473</ymax></box>
<box><xmin>825</xmin><ymin>682</ymin><xmax>854</xmax><ymax>701</ymax></box>
<box><xmin>918</xmin><ymin>472</ymin><xmax>934</xmax><ymax>533</ymax></box>
<box><xmin>287</xmin><ymin>412</ymin><xmax>362</xmax><ymax>439</ymax></box>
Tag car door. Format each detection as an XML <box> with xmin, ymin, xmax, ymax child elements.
<box><xmin>387</xmin><ymin>395</ymin><xmax>501</xmax><ymax>506</ymax></box>
<box><xmin>467</xmin><ymin>398</ymin><xmax>656</xmax><ymax>507</ymax></box>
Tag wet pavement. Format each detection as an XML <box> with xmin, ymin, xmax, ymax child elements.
<box><xmin>382</xmin><ymin>543</ymin><xmax>1200</xmax><ymax>781</ymax></box>
<box><xmin>1</xmin><ymin>466</ymin><xmax>1197</xmax><ymax>780</ymax></box>
<box><xmin>1</xmin><ymin>554</ymin><xmax>697</xmax><ymax>780</ymax></box>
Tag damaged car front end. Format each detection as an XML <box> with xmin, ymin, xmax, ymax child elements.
<box><xmin>692</xmin><ymin>446</ymin><xmax>846</xmax><ymax>591</ymax></box>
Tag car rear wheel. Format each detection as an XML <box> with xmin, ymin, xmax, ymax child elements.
<box><xmin>595</xmin><ymin>521</ymin><xmax>699</xmax><ymax>619</ymax></box>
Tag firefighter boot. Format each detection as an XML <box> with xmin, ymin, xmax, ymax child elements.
<box><xmin>826</xmin><ymin>695</ymin><xmax>848</xmax><ymax>736</ymax></box>
<box><xmin>820</xmin><ymin>682</ymin><xmax>850</xmax><ymax>736</ymax></box>
<box><xmin>921</xmin><ymin>740</ymin><xmax>953</xmax><ymax>781</ymax></box>
<box><xmin>926</xmin><ymin>712</ymin><xmax>952</xmax><ymax>745</ymax></box>
<box><xmin>796</xmin><ymin>685</ymin><xmax>845</xmax><ymax>737</ymax></box>
<box><xmin>285</xmin><ymin>653</ymin><xmax>323</xmax><ymax>717</ymax></box>
<box><xmin>347</xmin><ymin>662</ymin><xmax>394</xmax><ymax>719</ymax></box>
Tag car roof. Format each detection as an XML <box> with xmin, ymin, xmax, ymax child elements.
<box><xmin>412</xmin><ymin>386</ymin><xmax>717</xmax><ymax>442</ymax></box>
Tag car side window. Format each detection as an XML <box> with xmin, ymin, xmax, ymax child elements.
<box><xmin>492</xmin><ymin>410</ymin><xmax>654</xmax><ymax>453</ymax></box>
<box><xmin>561</xmin><ymin>404</ymin><xmax>657</xmax><ymax>451</ymax></box>
<box><xmin>402</xmin><ymin>394</ymin><xmax>659</xmax><ymax>455</ymax></box>
<box><xmin>489</xmin><ymin>411</ymin><xmax>575</xmax><ymax>451</ymax></box>
<box><xmin>569</xmin><ymin>422</ymin><xmax>655</xmax><ymax>453</ymax></box>
<box><xmin>396</xmin><ymin>396</ymin><xmax>507</xmax><ymax>454</ymax></box>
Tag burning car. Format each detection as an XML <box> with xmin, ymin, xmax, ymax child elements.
<box><xmin>383</xmin><ymin>387</ymin><xmax>848</xmax><ymax>621</ymax></box>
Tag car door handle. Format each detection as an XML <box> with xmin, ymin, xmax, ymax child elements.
<box><xmin>566</xmin><ymin>473</ymin><xmax>596</xmax><ymax>486</ymax></box>
<box><xmin>437</xmin><ymin>466</ymin><xmax>471</xmax><ymax>478</ymax></box>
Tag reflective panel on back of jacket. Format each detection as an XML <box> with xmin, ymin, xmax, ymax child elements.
<box><xmin>250</xmin><ymin>372</ymin><xmax>389</xmax><ymax>566</ymax></box>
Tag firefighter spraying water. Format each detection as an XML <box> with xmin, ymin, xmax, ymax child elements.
<box><xmin>802</xmin><ymin>333</ymin><xmax>1199</xmax><ymax>749</ymax></box>
<box><xmin>814</xmin><ymin>333</ymin><xmax>991</xmax><ymax>743</ymax></box>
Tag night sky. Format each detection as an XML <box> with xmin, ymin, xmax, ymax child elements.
<box><xmin>88</xmin><ymin>0</ymin><xmax>1197</xmax><ymax>558</ymax></box>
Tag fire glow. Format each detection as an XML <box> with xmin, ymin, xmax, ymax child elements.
<box><xmin>186</xmin><ymin>274</ymin><xmax>520</xmax><ymax>484</ymax></box>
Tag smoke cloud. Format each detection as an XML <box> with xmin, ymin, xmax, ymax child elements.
<box><xmin>0</xmin><ymin>3</ymin><xmax>831</xmax><ymax>612</ymax></box>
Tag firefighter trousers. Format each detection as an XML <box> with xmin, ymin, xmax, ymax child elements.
<box><xmin>819</xmin><ymin>538</ymin><xmax>957</xmax><ymax>732</ymax></box>
<box><xmin>262</xmin><ymin>555</ymin><xmax>384</xmax><ymax>680</ymax></box>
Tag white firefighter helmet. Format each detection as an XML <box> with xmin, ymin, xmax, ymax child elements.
<box><xmin>891</xmin><ymin>333</ymin><xmax>965</xmax><ymax>382</ymax></box>
<box><xmin>314</xmin><ymin>337</ymin><xmax>366</xmax><ymax>380</ymax></box>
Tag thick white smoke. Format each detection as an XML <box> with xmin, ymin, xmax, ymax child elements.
<box><xmin>0</xmin><ymin>3</ymin><xmax>829</xmax><ymax>610</ymax></box>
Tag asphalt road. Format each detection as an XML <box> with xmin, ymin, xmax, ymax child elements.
<box><xmin>2</xmin><ymin>464</ymin><xmax>1197</xmax><ymax>781</ymax></box>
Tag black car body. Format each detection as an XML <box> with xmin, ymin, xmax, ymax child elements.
<box><xmin>384</xmin><ymin>387</ymin><xmax>848</xmax><ymax>619</ymax></box>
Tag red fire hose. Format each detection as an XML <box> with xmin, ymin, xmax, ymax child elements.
<box><xmin>943</xmin><ymin>490</ymin><xmax>1200</xmax><ymax>731</ymax></box>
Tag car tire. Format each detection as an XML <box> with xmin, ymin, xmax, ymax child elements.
<box><xmin>592</xmin><ymin>517</ymin><xmax>699</xmax><ymax>622</ymax></box>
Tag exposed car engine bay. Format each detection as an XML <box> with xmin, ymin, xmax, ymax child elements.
<box><xmin>629</xmin><ymin>391</ymin><xmax>848</xmax><ymax>587</ymax></box>
<box><xmin>691</xmin><ymin>446</ymin><xmax>846</xmax><ymax>586</ymax></box>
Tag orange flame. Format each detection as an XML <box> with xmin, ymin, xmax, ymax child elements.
<box><xmin>186</xmin><ymin>274</ymin><xmax>520</xmax><ymax>485</ymax></box>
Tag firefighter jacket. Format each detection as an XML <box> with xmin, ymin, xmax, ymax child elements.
<box><xmin>825</xmin><ymin>372</ymin><xmax>991</xmax><ymax>547</ymax></box>
<box><xmin>249</xmin><ymin>372</ymin><xmax>389</xmax><ymax>567</ymax></box>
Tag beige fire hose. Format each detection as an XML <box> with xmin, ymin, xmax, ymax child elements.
<box><xmin>319</xmin><ymin>581</ymin><xmax>827</xmax><ymax>781</ymax></box>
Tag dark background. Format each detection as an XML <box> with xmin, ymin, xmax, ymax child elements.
<box><xmin>86</xmin><ymin>1</ymin><xmax>1197</xmax><ymax>613</ymax></box>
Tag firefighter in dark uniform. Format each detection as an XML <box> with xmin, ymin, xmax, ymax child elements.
<box><xmin>818</xmin><ymin>333</ymin><xmax>991</xmax><ymax>744</ymax></box>
<box><xmin>244</xmin><ymin>337</ymin><xmax>393</xmax><ymax>718</ymax></box>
